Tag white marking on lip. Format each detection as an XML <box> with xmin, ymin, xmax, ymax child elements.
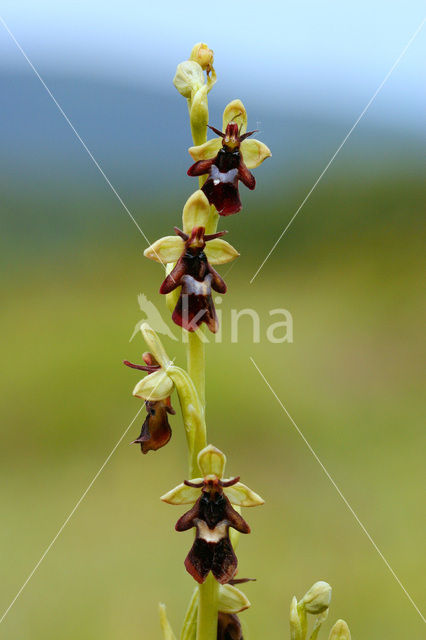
<box><xmin>196</xmin><ymin>519</ymin><xmax>228</xmax><ymax>543</ymax></box>
<box><xmin>211</xmin><ymin>166</ymin><xmax>238</xmax><ymax>184</ymax></box>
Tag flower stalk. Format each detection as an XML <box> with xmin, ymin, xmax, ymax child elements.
<box><xmin>187</xmin><ymin>67</ymin><xmax>220</xmax><ymax>634</ymax></box>
<box><xmin>122</xmin><ymin>39</ymin><xmax>360</xmax><ymax>640</ymax></box>
<box><xmin>127</xmin><ymin>42</ymin><xmax>366</xmax><ymax>640</ymax></box>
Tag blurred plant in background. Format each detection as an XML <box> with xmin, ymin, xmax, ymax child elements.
<box><xmin>290</xmin><ymin>581</ymin><xmax>351</xmax><ymax>640</ymax></box>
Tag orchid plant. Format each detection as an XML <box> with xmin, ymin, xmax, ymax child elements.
<box><xmin>124</xmin><ymin>43</ymin><xmax>352</xmax><ymax>640</ymax></box>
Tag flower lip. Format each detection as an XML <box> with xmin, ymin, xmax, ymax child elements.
<box><xmin>174</xmin><ymin>473</ymin><xmax>251</xmax><ymax>584</ymax></box>
<box><xmin>132</xmin><ymin>398</ymin><xmax>175</xmax><ymax>454</ymax></box>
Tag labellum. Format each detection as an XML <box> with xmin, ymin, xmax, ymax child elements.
<box><xmin>217</xmin><ymin>612</ymin><xmax>243</xmax><ymax>640</ymax></box>
<box><xmin>132</xmin><ymin>398</ymin><xmax>175</xmax><ymax>454</ymax></box>
<box><xmin>160</xmin><ymin>226</ymin><xmax>227</xmax><ymax>333</ymax></box>
<box><xmin>175</xmin><ymin>476</ymin><xmax>250</xmax><ymax>584</ymax></box>
<box><xmin>187</xmin><ymin>123</ymin><xmax>256</xmax><ymax>216</ymax></box>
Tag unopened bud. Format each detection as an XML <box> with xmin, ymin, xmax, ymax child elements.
<box><xmin>289</xmin><ymin>597</ymin><xmax>304</xmax><ymax>640</ymax></box>
<box><xmin>300</xmin><ymin>581</ymin><xmax>332</xmax><ymax>614</ymax></box>
<box><xmin>190</xmin><ymin>42</ymin><xmax>214</xmax><ymax>72</ymax></box>
<box><xmin>173</xmin><ymin>60</ymin><xmax>204</xmax><ymax>98</ymax></box>
<box><xmin>328</xmin><ymin>619</ymin><xmax>351</xmax><ymax>640</ymax></box>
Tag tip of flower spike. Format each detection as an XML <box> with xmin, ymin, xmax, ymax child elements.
<box><xmin>300</xmin><ymin>581</ymin><xmax>332</xmax><ymax>614</ymax></box>
<box><xmin>190</xmin><ymin>42</ymin><xmax>214</xmax><ymax>73</ymax></box>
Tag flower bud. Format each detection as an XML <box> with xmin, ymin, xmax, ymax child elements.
<box><xmin>328</xmin><ymin>619</ymin><xmax>351</xmax><ymax>640</ymax></box>
<box><xmin>190</xmin><ymin>42</ymin><xmax>214</xmax><ymax>72</ymax></box>
<box><xmin>173</xmin><ymin>60</ymin><xmax>204</xmax><ymax>98</ymax></box>
<box><xmin>300</xmin><ymin>581</ymin><xmax>332</xmax><ymax>614</ymax></box>
<box><xmin>289</xmin><ymin>596</ymin><xmax>304</xmax><ymax>640</ymax></box>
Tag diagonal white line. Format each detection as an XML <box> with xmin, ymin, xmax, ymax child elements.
<box><xmin>0</xmin><ymin>353</ymin><xmax>176</xmax><ymax>625</ymax></box>
<box><xmin>249</xmin><ymin>18</ymin><xmax>425</xmax><ymax>284</ymax></box>
<box><xmin>250</xmin><ymin>356</ymin><xmax>426</xmax><ymax>624</ymax></box>
<box><xmin>0</xmin><ymin>15</ymin><xmax>169</xmax><ymax>271</ymax></box>
<box><xmin>0</xmin><ymin>403</ymin><xmax>145</xmax><ymax>625</ymax></box>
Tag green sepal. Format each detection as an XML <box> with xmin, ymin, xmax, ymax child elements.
<box><xmin>290</xmin><ymin>596</ymin><xmax>305</xmax><ymax>640</ymax></box>
<box><xmin>180</xmin><ymin>588</ymin><xmax>198</xmax><ymax>640</ymax></box>
<box><xmin>218</xmin><ymin>583</ymin><xmax>250</xmax><ymax>613</ymax></box>
<box><xmin>159</xmin><ymin>603</ymin><xmax>177</xmax><ymax>640</ymax></box>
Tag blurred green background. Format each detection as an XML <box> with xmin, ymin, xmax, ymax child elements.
<box><xmin>1</xmin><ymin>4</ymin><xmax>425</xmax><ymax>639</ymax></box>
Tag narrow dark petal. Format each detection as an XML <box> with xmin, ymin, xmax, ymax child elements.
<box><xmin>174</xmin><ymin>226</ymin><xmax>188</xmax><ymax>241</ymax></box>
<box><xmin>217</xmin><ymin>612</ymin><xmax>244</xmax><ymax>640</ymax></box>
<box><xmin>239</xmin><ymin>129</ymin><xmax>258</xmax><ymax>142</ymax></box>
<box><xmin>123</xmin><ymin>360</ymin><xmax>159</xmax><ymax>372</ymax></box>
<box><xmin>220</xmin><ymin>476</ymin><xmax>240</xmax><ymax>488</ymax></box>
<box><xmin>228</xmin><ymin>578</ymin><xmax>256</xmax><ymax>585</ymax></box>
<box><xmin>204</xmin><ymin>229</ymin><xmax>228</xmax><ymax>241</ymax></box>
<box><xmin>184</xmin><ymin>479</ymin><xmax>205</xmax><ymax>488</ymax></box>
<box><xmin>208</xmin><ymin>124</ymin><xmax>225</xmax><ymax>138</ymax></box>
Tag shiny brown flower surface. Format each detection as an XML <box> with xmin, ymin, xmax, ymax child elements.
<box><xmin>160</xmin><ymin>226</ymin><xmax>227</xmax><ymax>333</ymax></box>
<box><xmin>175</xmin><ymin>476</ymin><xmax>250</xmax><ymax>584</ymax></box>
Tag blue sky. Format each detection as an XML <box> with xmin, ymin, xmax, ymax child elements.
<box><xmin>0</xmin><ymin>1</ymin><xmax>424</xmax><ymax>128</ymax></box>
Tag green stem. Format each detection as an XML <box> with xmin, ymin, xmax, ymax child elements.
<box><xmin>197</xmin><ymin>574</ymin><xmax>218</xmax><ymax>640</ymax></box>
<box><xmin>187</xmin><ymin>80</ymin><xmax>219</xmax><ymax>640</ymax></box>
<box><xmin>187</xmin><ymin>332</ymin><xmax>205</xmax><ymax>409</ymax></box>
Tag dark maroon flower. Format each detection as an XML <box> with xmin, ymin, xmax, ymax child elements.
<box><xmin>124</xmin><ymin>353</ymin><xmax>175</xmax><ymax>454</ymax></box>
<box><xmin>217</xmin><ymin>612</ymin><xmax>244</xmax><ymax>640</ymax></box>
<box><xmin>187</xmin><ymin>123</ymin><xmax>257</xmax><ymax>216</ymax></box>
<box><xmin>175</xmin><ymin>476</ymin><xmax>250</xmax><ymax>584</ymax></box>
<box><xmin>159</xmin><ymin>226</ymin><xmax>227</xmax><ymax>333</ymax></box>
